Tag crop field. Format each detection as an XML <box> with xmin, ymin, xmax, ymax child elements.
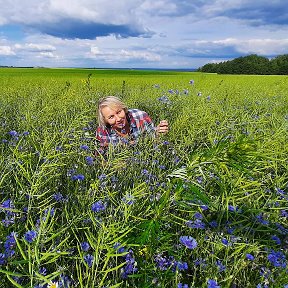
<box><xmin>0</xmin><ymin>68</ymin><xmax>287</xmax><ymax>288</ymax></box>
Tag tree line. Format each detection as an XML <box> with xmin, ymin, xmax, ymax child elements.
<box><xmin>197</xmin><ymin>54</ymin><xmax>288</xmax><ymax>75</ymax></box>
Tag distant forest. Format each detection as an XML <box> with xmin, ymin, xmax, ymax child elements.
<box><xmin>197</xmin><ymin>54</ymin><xmax>288</xmax><ymax>75</ymax></box>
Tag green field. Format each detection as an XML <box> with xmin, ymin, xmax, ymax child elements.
<box><xmin>0</xmin><ymin>68</ymin><xmax>287</xmax><ymax>288</ymax></box>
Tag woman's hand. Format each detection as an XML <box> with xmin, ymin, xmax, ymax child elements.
<box><xmin>156</xmin><ymin>120</ymin><xmax>169</xmax><ymax>135</ymax></box>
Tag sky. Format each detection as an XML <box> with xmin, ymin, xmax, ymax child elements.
<box><xmin>0</xmin><ymin>0</ymin><xmax>288</xmax><ymax>69</ymax></box>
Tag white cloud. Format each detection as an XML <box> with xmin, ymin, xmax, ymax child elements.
<box><xmin>0</xmin><ymin>45</ymin><xmax>15</xmax><ymax>55</ymax></box>
<box><xmin>15</xmin><ymin>43</ymin><xmax>56</xmax><ymax>52</ymax></box>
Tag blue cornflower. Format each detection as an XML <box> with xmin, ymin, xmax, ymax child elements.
<box><xmin>81</xmin><ymin>242</ymin><xmax>90</xmax><ymax>252</ymax></box>
<box><xmin>91</xmin><ymin>200</ymin><xmax>107</xmax><ymax>212</ymax></box>
<box><xmin>121</xmin><ymin>249</ymin><xmax>138</xmax><ymax>278</ymax></box>
<box><xmin>122</xmin><ymin>194</ymin><xmax>135</xmax><ymax>205</ymax></box>
<box><xmin>267</xmin><ymin>249</ymin><xmax>286</xmax><ymax>268</ymax></box>
<box><xmin>186</xmin><ymin>219</ymin><xmax>206</xmax><ymax>229</ymax></box>
<box><xmin>176</xmin><ymin>261</ymin><xmax>188</xmax><ymax>271</ymax></box>
<box><xmin>189</xmin><ymin>80</ymin><xmax>194</xmax><ymax>85</ymax></box>
<box><xmin>228</xmin><ymin>205</ymin><xmax>237</xmax><ymax>212</ymax></box>
<box><xmin>207</xmin><ymin>279</ymin><xmax>220</xmax><ymax>288</ymax></box>
<box><xmin>4</xmin><ymin>232</ymin><xmax>17</xmax><ymax>250</ymax></box>
<box><xmin>209</xmin><ymin>220</ymin><xmax>218</xmax><ymax>228</ymax></box>
<box><xmin>179</xmin><ymin>236</ymin><xmax>197</xmax><ymax>249</ymax></box>
<box><xmin>158</xmin><ymin>95</ymin><xmax>171</xmax><ymax>104</ymax></box>
<box><xmin>155</xmin><ymin>253</ymin><xmax>175</xmax><ymax>271</ymax></box>
<box><xmin>53</xmin><ymin>192</ymin><xmax>65</xmax><ymax>203</ymax></box>
<box><xmin>114</xmin><ymin>242</ymin><xmax>125</xmax><ymax>253</ymax></box>
<box><xmin>98</xmin><ymin>174</ymin><xmax>107</xmax><ymax>181</ymax></box>
<box><xmin>39</xmin><ymin>267</ymin><xmax>47</xmax><ymax>275</ymax></box>
<box><xmin>178</xmin><ymin>283</ymin><xmax>189</xmax><ymax>288</ymax></box>
<box><xmin>280</xmin><ymin>210</ymin><xmax>288</xmax><ymax>217</ymax></box>
<box><xmin>271</xmin><ymin>235</ymin><xmax>281</xmax><ymax>245</ymax></box>
<box><xmin>256</xmin><ymin>213</ymin><xmax>269</xmax><ymax>225</ymax></box>
<box><xmin>23</xmin><ymin>131</ymin><xmax>29</xmax><ymax>136</ymax></box>
<box><xmin>71</xmin><ymin>174</ymin><xmax>85</xmax><ymax>181</ymax></box>
<box><xmin>194</xmin><ymin>212</ymin><xmax>203</xmax><ymax>219</ymax></box>
<box><xmin>84</xmin><ymin>254</ymin><xmax>94</xmax><ymax>267</ymax></box>
<box><xmin>246</xmin><ymin>254</ymin><xmax>255</xmax><ymax>261</ymax></box>
<box><xmin>85</xmin><ymin>156</ymin><xmax>94</xmax><ymax>165</ymax></box>
<box><xmin>24</xmin><ymin>230</ymin><xmax>37</xmax><ymax>243</ymax></box>
<box><xmin>80</xmin><ymin>144</ymin><xmax>89</xmax><ymax>150</ymax></box>
<box><xmin>221</xmin><ymin>238</ymin><xmax>229</xmax><ymax>246</ymax></box>
<box><xmin>216</xmin><ymin>260</ymin><xmax>226</xmax><ymax>272</ymax></box>
<box><xmin>8</xmin><ymin>130</ymin><xmax>18</xmax><ymax>137</ymax></box>
<box><xmin>0</xmin><ymin>253</ymin><xmax>6</xmax><ymax>265</ymax></box>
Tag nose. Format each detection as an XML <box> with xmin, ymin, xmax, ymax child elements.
<box><xmin>115</xmin><ymin>114</ymin><xmax>121</xmax><ymax>122</ymax></box>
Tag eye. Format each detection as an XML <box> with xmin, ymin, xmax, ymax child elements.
<box><xmin>117</xmin><ymin>110</ymin><xmax>122</xmax><ymax>114</ymax></box>
<box><xmin>108</xmin><ymin>115</ymin><xmax>114</xmax><ymax>120</ymax></box>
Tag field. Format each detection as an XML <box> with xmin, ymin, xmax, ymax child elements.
<box><xmin>0</xmin><ymin>68</ymin><xmax>287</xmax><ymax>288</ymax></box>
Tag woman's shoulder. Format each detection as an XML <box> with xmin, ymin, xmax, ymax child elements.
<box><xmin>128</xmin><ymin>109</ymin><xmax>149</xmax><ymax>119</ymax></box>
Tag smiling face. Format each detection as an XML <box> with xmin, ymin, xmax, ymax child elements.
<box><xmin>101</xmin><ymin>105</ymin><xmax>127</xmax><ymax>130</ymax></box>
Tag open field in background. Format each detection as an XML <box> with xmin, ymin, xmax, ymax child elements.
<box><xmin>0</xmin><ymin>68</ymin><xmax>287</xmax><ymax>287</ymax></box>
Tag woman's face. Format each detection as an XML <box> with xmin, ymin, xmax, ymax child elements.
<box><xmin>101</xmin><ymin>106</ymin><xmax>127</xmax><ymax>129</ymax></box>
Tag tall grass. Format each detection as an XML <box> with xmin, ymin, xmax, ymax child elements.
<box><xmin>0</xmin><ymin>69</ymin><xmax>287</xmax><ymax>287</ymax></box>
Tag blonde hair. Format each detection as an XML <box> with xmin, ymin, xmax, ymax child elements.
<box><xmin>97</xmin><ymin>96</ymin><xmax>128</xmax><ymax>127</ymax></box>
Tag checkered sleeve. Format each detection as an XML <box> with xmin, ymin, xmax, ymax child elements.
<box><xmin>129</xmin><ymin>109</ymin><xmax>156</xmax><ymax>135</ymax></box>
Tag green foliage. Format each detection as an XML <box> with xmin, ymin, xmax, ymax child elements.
<box><xmin>198</xmin><ymin>54</ymin><xmax>288</xmax><ymax>75</ymax></box>
<box><xmin>0</xmin><ymin>69</ymin><xmax>287</xmax><ymax>287</ymax></box>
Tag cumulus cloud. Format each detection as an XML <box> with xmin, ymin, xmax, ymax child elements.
<box><xmin>0</xmin><ymin>0</ymin><xmax>154</xmax><ymax>39</ymax></box>
<box><xmin>0</xmin><ymin>45</ymin><xmax>15</xmax><ymax>55</ymax></box>
<box><xmin>15</xmin><ymin>43</ymin><xmax>56</xmax><ymax>52</ymax></box>
<box><xmin>89</xmin><ymin>46</ymin><xmax>161</xmax><ymax>63</ymax></box>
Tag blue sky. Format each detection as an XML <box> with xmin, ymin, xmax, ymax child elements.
<box><xmin>0</xmin><ymin>0</ymin><xmax>287</xmax><ymax>69</ymax></box>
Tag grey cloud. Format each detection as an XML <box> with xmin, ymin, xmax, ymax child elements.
<box><xmin>28</xmin><ymin>19</ymin><xmax>154</xmax><ymax>39</ymax></box>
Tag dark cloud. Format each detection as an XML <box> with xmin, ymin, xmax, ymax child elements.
<box><xmin>28</xmin><ymin>19</ymin><xmax>154</xmax><ymax>39</ymax></box>
<box><xmin>215</xmin><ymin>2</ymin><xmax>288</xmax><ymax>26</ymax></box>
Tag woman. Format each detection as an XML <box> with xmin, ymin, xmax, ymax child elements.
<box><xmin>96</xmin><ymin>96</ymin><xmax>168</xmax><ymax>155</ymax></box>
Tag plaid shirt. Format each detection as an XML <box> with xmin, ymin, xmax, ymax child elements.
<box><xmin>96</xmin><ymin>109</ymin><xmax>156</xmax><ymax>155</ymax></box>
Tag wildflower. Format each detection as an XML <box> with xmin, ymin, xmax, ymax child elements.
<box><xmin>39</xmin><ymin>267</ymin><xmax>47</xmax><ymax>275</ymax></box>
<box><xmin>246</xmin><ymin>254</ymin><xmax>255</xmax><ymax>261</ymax></box>
<box><xmin>47</xmin><ymin>281</ymin><xmax>58</xmax><ymax>288</ymax></box>
<box><xmin>255</xmin><ymin>213</ymin><xmax>269</xmax><ymax>225</ymax></box>
<box><xmin>197</xmin><ymin>92</ymin><xmax>202</xmax><ymax>96</ymax></box>
<box><xmin>158</xmin><ymin>95</ymin><xmax>171</xmax><ymax>104</ymax></box>
<box><xmin>8</xmin><ymin>130</ymin><xmax>18</xmax><ymax>137</ymax></box>
<box><xmin>189</xmin><ymin>80</ymin><xmax>194</xmax><ymax>85</ymax></box>
<box><xmin>122</xmin><ymin>194</ymin><xmax>135</xmax><ymax>205</ymax></box>
<box><xmin>271</xmin><ymin>235</ymin><xmax>281</xmax><ymax>245</ymax></box>
<box><xmin>23</xmin><ymin>131</ymin><xmax>29</xmax><ymax>136</ymax></box>
<box><xmin>24</xmin><ymin>230</ymin><xmax>37</xmax><ymax>243</ymax></box>
<box><xmin>71</xmin><ymin>174</ymin><xmax>85</xmax><ymax>181</ymax></box>
<box><xmin>221</xmin><ymin>238</ymin><xmax>229</xmax><ymax>246</ymax></box>
<box><xmin>80</xmin><ymin>144</ymin><xmax>89</xmax><ymax>150</ymax></box>
<box><xmin>186</xmin><ymin>219</ymin><xmax>205</xmax><ymax>229</ymax></box>
<box><xmin>85</xmin><ymin>156</ymin><xmax>94</xmax><ymax>165</ymax></box>
<box><xmin>0</xmin><ymin>253</ymin><xmax>6</xmax><ymax>265</ymax></box>
<box><xmin>216</xmin><ymin>260</ymin><xmax>226</xmax><ymax>272</ymax></box>
<box><xmin>114</xmin><ymin>242</ymin><xmax>125</xmax><ymax>253</ymax></box>
<box><xmin>207</xmin><ymin>95</ymin><xmax>211</xmax><ymax>101</ymax></box>
<box><xmin>155</xmin><ymin>253</ymin><xmax>175</xmax><ymax>270</ymax></box>
<box><xmin>179</xmin><ymin>236</ymin><xmax>197</xmax><ymax>249</ymax></box>
<box><xmin>207</xmin><ymin>279</ymin><xmax>220</xmax><ymax>288</ymax></box>
<box><xmin>209</xmin><ymin>220</ymin><xmax>218</xmax><ymax>228</ymax></box>
<box><xmin>280</xmin><ymin>210</ymin><xmax>288</xmax><ymax>217</ymax></box>
<box><xmin>53</xmin><ymin>192</ymin><xmax>65</xmax><ymax>203</ymax></box>
<box><xmin>84</xmin><ymin>254</ymin><xmax>94</xmax><ymax>267</ymax></box>
<box><xmin>81</xmin><ymin>242</ymin><xmax>90</xmax><ymax>252</ymax></box>
<box><xmin>176</xmin><ymin>261</ymin><xmax>188</xmax><ymax>271</ymax></box>
<box><xmin>267</xmin><ymin>249</ymin><xmax>286</xmax><ymax>268</ymax></box>
<box><xmin>194</xmin><ymin>212</ymin><xmax>203</xmax><ymax>219</ymax></box>
<box><xmin>91</xmin><ymin>200</ymin><xmax>107</xmax><ymax>212</ymax></box>
<box><xmin>121</xmin><ymin>249</ymin><xmax>138</xmax><ymax>278</ymax></box>
<box><xmin>178</xmin><ymin>284</ymin><xmax>189</xmax><ymax>288</ymax></box>
<box><xmin>98</xmin><ymin>174</ymin><xmax>107</xmax><ymax>181</ymax></box>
